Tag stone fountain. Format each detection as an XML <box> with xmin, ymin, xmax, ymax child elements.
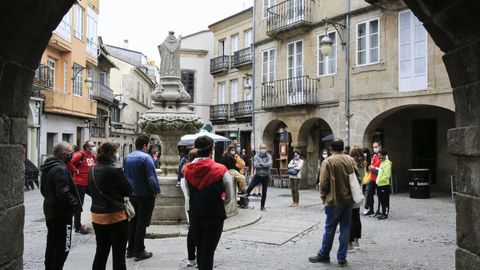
<box><xmin>139</xmin><ymin>31</ymin><xmax>202</xmax><ymax>224</ymax></box>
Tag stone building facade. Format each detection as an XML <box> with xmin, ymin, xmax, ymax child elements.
<box><xmin>105</xmin><ymin>45</ymin><xmax>156</xmax><ymax>161</ymax></box>
<box><xmin>253</xmin><ymin>0</ymin><xmax>455</xmax><ymax>190</ymax></box>
<box><xmin>180</xmin><ymin>30</ymin><xmax>214</xmax><ymax>130</ymax></box>
<box><xmin>208</xmin><ymin>7</ymin><xmax>254</xmax><ymax>159</ymax></box>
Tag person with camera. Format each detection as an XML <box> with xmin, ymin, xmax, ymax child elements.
<box><xmin>287</xmin><ymin>151</ymin><xmax>304</xmax><ymax>207</ymax></box>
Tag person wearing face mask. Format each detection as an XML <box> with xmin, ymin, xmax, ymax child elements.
<box><xmin>364</xmin><ymin>142</ymin><xmax>382</xmax><ymax>216</ymax></box>
<box><xmin>287</xmin><ymin>151</ymin><xmax>304</xmax><ymax>207</ymax></box>
<box><xmin>41</xmin><ymin>141</ymin><xmax>81</xmax><ymax>269</ymax></box>
<box><xmin>66</xmin><ymin>140</ymin><xmax>97</xmax><ymax>234</ymax></box>
<box><xmin>243</xmin><ymin>143</ymin><xmax>272</xmax><ymax>211</ymax></box>
<box><xmin>316</xmin><ymin>149</ymin><xmax>331</xmax><ymax>188</ymax></box>
<box><xmin>221</xmin><ymin>145</ymin><xmax>247</xmax><ymax>194</ymax></box>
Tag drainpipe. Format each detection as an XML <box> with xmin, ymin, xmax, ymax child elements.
<box><xmin>345</xmin><ymin>0</ymin><xmax>351</xmax><ymax>147</ymax></box>
<box><xmin>251</xmin><ymin>4</ymin><xmax>257</xmax><ymax>153</ymax></box>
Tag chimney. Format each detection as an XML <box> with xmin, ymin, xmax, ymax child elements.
<box><xmin>123</xmin><ymin>39</ymin><xmax>129</xmax><ymax>49</ymax></box>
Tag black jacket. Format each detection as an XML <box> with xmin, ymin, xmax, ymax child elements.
<box><xmin>40</xmin><ymin>157</ymin><xmax>80</xmax><ymax>220</ymax></box>
<box><xmin>88</xmin><ymin>162</ymin><xmax>132</xmax><ymax>214</ymax></box>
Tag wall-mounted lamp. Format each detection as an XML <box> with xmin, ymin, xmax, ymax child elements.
<box><xmin>72</xmin><ymin>64</ymin><xmax>93</xmax><ymax>89</ymax></box>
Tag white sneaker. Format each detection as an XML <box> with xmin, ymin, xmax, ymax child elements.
<box><xmin>187</xmin><ymin>260</ymin><xmax>197</xmax><ymax>267</ymax></box>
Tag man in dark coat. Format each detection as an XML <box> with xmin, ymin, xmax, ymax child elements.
<box><xmin>40</xmin><ymin>141</ymin><xmax>80</xmax><ymax>269</ymax></box>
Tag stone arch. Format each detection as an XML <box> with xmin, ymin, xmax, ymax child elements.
<box><xmin>296</xmin><ymin>118</ymin><xmax>334</xmax><ymax>186</ymax></box>
<box><xmin>361</xmin><ymin>104</ymin><xmax>455</xmax><ymax>192</ymax></box>
<box><xmin>262</xmin><ymin>119</ymin><xmax>288</xmax><ymax>149</ymax></box>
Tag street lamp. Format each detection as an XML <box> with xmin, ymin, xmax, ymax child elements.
<box><xmin>320</xmin><ymin>16</ymin><xmax>351</xmax><ymax>147</ymax></box>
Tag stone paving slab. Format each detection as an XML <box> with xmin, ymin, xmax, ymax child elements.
<box><xmin>24</xmin><ymin>187</ymin><xmax>456</xmax><ymax>269</ymax></box>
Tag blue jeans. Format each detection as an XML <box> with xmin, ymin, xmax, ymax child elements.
<box><xmin>318</xmin><ymin>202</ymin><xmax>353</xmax><ymax>262</ymax></box>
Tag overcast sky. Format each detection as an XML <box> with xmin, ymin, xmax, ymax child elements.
<box><xmin>98</xmin><ymin>0</ymin><xmax>253</xmax><ymax>65</ymax></box>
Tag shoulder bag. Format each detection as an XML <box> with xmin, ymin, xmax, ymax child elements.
<box><xmin>349</xmin><ymin>167</ymin><xmax>364</xmax><ymax>204</ymax></box>
<box><xmin>92</xmin><ymin>166</ymin><xmax>135</xmax><ymax>219</ymax></box>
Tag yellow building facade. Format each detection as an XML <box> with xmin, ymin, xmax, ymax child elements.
<box><xmin>32</xmin><ymin>0</ymin><xmax>99</xmax><ymax>162</ymax></box>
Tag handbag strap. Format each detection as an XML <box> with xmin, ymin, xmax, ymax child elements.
<box><xmin>91</xmin><ymin>165</ymin><xmax>124</xmax><ymax>207</ymax></box>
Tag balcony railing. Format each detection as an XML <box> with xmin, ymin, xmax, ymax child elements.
<box><xmin>33</xmin><ymin>64</ymin><xmax>54</xmax><ymax>90</ymax></box>
<box><xmin>266</xmin><ymin>0</ymin><xmax>312</xmax><ymax>37</ymax></box>
<box><xmin>91</xmin><ymin>83</ymin><xmax>114</xmax><ymax>104</ymax></box>
<box><xmin>210</xmin><ymin>104</ymin><xmax>230</xmax><ymax>121</ymax></box>
<box><xmin>261</xmin><ymin>76</ymin><xmax>318</xmax><ymax>109</ymax></box>
<box><xmin>233</xmin><ymin>100</ymin><xmax>253</xmax><ymax>119</ymax></box>
<box><xmin>231</xmin><ymin>47</ymin><xmax>252</xmax><ymax>68</ymax></box>
<box><xmin>91</xmin><ymin>126</ymin><xmax>107</xmax><ymax>138</ymax></box>
<box><xmin>210</xmin><ymin>55</ymin><xmax>230</xmax><ymax>74</ymax></box>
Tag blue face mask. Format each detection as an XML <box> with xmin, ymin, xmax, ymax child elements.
<box><xmin>260</xmin><ymin>149</ymin><xmax>267</xmax><ymax>155</ymax></box>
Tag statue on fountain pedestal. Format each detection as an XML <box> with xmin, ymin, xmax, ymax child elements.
<box><xmin>158</xmin><ymin>31</ymin><xmax>182</xmax><ymax>77</ymax></box>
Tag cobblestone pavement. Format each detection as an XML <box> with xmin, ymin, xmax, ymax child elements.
<box><xmin>24</xmin><ymin>187</ymin><xmax>455</xmax><ymax>269</ymax></box>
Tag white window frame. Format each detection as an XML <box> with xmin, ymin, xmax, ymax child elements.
<box><xmin>231</xmin><ymin>34</ymin><xmax>239</xmax><ymax>54</ymax></box>
<box><xmin>86</xmin><ymin>7</ymin><xmax>98</xmax><ymax>57</ymax></box>
<box><xmin>244</xmin><ymin>75</ymin><xmax>253</xmax><ymax>100</ymax></box>
<box><xmin>398</xmin><ymin>10</ymin><xmax>428</xmax><ymax>92</ymax></box>
<box><xmin>218</xmin><ymin>39</ymin><xmax>226</xmax><ymax>56</ymax></box>
<box><xmin>47</xmin><ymin>58</ymin><xmax>56</xmax><ymax>89</ymax></box>
<box><xmin>244</xmin><ymin>29</ymin><xmax>253</xmax><ymax>48</ymax></box>
<box><xmin>73</xmin><ymin>63</ymin><xmax>83</xmax><ymax>96</ymax></box>
<box><xmin>356</xmin><ymin>18</ymin><xmax>380</xmax><ymax>66</ymax></box>
<box><xmin>74</xmin><ymin>5</ymin><xmax>84</xmax><ymax>41</ymax></box>
<box><xmin>263</xmin><ymin>0</ymin><xmax>276</xmax><ymax>19</ymax></box>
<box><xmin>287</xmin><ymin>39</ymin><xmax>304</xmax><ymax>79</ymax></box>
<box><xmin>317</xmin><ymin>31</ymin><xmax>337</xmax><ymax>76</ymax></box>
<box><xmin>230</xmin><ymin>79</ymin><xmax>238</xmax><ymax>103</ymax></box>
<box><xmin>54</xmin><ymin>8</ymin><xmax>72</xmax><ymax>42</ymax></box>
<box><xmin>218</xmin><ymin>82</ymin><xmax>226</xmax><ymax>104</ymax></box>
<box><xmin>262</xmin><ymin>48</ymin><xmax>276</xmax><ymax>83</ymax></box>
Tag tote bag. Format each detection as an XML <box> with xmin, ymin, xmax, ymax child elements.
<box><xmin>349</xmin><ymin>169</ymin><xmax>364</xmax><ymax>203</ymax></box>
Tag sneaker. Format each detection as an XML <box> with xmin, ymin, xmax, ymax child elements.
<box><xmin>353</xmin><ymin>240</ymin><xmax>360</xmax><ymax>248</ymax></box>
<box><xmin>373</xmin><ymin>211</ymin><xmax>381</xmax><ymax>217</ymax></box>
<box><xmin>363</xmin><ymin>210</ymin><xmax>374</xmax><ymax>216</ymax></box>
<box><xmin>134</xmin><ymin>251</ymin><xmax>153</xmax><ymax>261</ymax></box>
<box><xmin>308</xmin><ymin>254</ymin><xmax>330</xmax><ymax>263</ymax></box>
<box><xmin>338</xmin><ymin>260</ymin><xmax>348</xmax><ymax>267</ymax></box>
<box><xmin>260</xmin><ymin>207</ymin><xmax>267</xmax><ymax>212</ymax></box>
<box><xmin>176</xmin><ymin>182</ymin><xmax>181</xmax><ymax>187</ymax></box>
<box><xmin>377</xmin><ymin>214</ymin><xmax>388</xmax><ymax>220</ymax></box>
<box><xmin>126</xmin><ymin>251</ymin><xmax>134</xmax><ymax>258</ymax></box>
<box><xmin>75</xmin><ymin>226</ymin><xmax>89</xmax><ymax>235</ymax></box>
<box><xmin>348</xmin><ymin>242</ymin><xmax>354</xmax><ymax>250</ymax></box>
<box><xmin>187</xmin><ymin>260</ymin><xmax>197</xmax><ymax>267</ymax></box>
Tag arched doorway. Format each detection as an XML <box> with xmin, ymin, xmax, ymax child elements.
<box><xmin>297</xmin><ymin>118</ymin><xmax>334</xmax><ymax>187</ymax></box>
<box><xmin>363</xmin><ymin>105</ymin><xmax>455</xmax><ymax>192</ymax></box>
<box><xmin>262</xmin><ymin>120</ymin><xmax>289</xmax><ymax>170</ymax></box>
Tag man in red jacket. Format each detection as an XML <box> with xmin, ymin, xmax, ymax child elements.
<box><xmin>67</xmin><ymin>140</ymin><xmax>96</xmax><ymax>234</ymax></box>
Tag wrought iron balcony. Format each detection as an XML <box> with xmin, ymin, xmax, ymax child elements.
<box><xmin>266</xmin><ymin>0</ymin><xmax>313</xmax><ymax>38</ymax></box>
<box><xmin>32</xmin><ymin>64</ymin><xmax>54</xmax><ymax>91</ymax></box>
<box><xmin>261</xmin><ymin>76</ymin><xmax>318</xmax><ymax>109</ymax></box>
<box><xmin>210</xmin><ymin>55</ymin><xmax>230</xmax><ymax>75</ymax></box>
<box><xmin>231</xmin><ymin>47</ymin><xmax>252</xmax><ymax>69</ymax></box>
<box><xmin>210</xmin><ymin>104</ymin><xmax>230</xmax><ymax>121</ymax></box>
<box><xmin>91</xmin><ymin>83</ymin><xmax>114</xmax><ymax>104</ymax></box>
<box><xmin>233</xmin><ymin>100</ymin><xmax>253</xmax><ymax>119</ymax></box>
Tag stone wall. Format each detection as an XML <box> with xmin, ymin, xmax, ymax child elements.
<box><xmin>0</xmin><ymin>1</ymin><xmax>75</xmax><ymax>269</ymax></box>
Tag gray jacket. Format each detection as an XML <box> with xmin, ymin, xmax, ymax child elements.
<box><xmin>253</xmin><ymin>153</ymin><xmax>272</xmax><ymax>176</ymax></box>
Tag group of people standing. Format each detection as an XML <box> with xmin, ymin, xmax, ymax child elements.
<box><xmin>40</xmin><ymin>135</ymin><xmax>160</xmax><ymax>269</ymax></box>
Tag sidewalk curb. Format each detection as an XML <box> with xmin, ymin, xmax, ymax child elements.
<box><xmin>146</xmin><ymin>208</ymin><xmax>262</xmax><ymax>239</ymax></box>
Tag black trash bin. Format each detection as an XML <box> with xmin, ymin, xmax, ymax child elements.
<box><xmin>408</xmin><ymin>169</ymin><xmax>430</xmax><ymax>198</ymax></box>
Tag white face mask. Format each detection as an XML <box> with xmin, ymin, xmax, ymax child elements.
<box><xmin>115</xmin><ymin>152</ymin><xmax>120</xmax><ymax>161</ymax></box>
<box><xmin>322</xmin><ymin>154</ymin><xmax>328</xmax><ymax>159</ymax></box>
<box><xmin>230</xmin><ymin>151</ymin><xmax>236</xmax><ymax>155</ymax></box>
<box><xmin>373</xmin><ymin>147</ymin><xmax>379</xmax><ymax>153</ymax></box>
<box><xmin>294</xmin><ymin>155</ymin><xmax>299</xmax><ymax>160</ymax></box>
<box><xmin>91</xmin><ymin>147</ymin><xmax>97</xmax><ymax>154</ymax></box>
